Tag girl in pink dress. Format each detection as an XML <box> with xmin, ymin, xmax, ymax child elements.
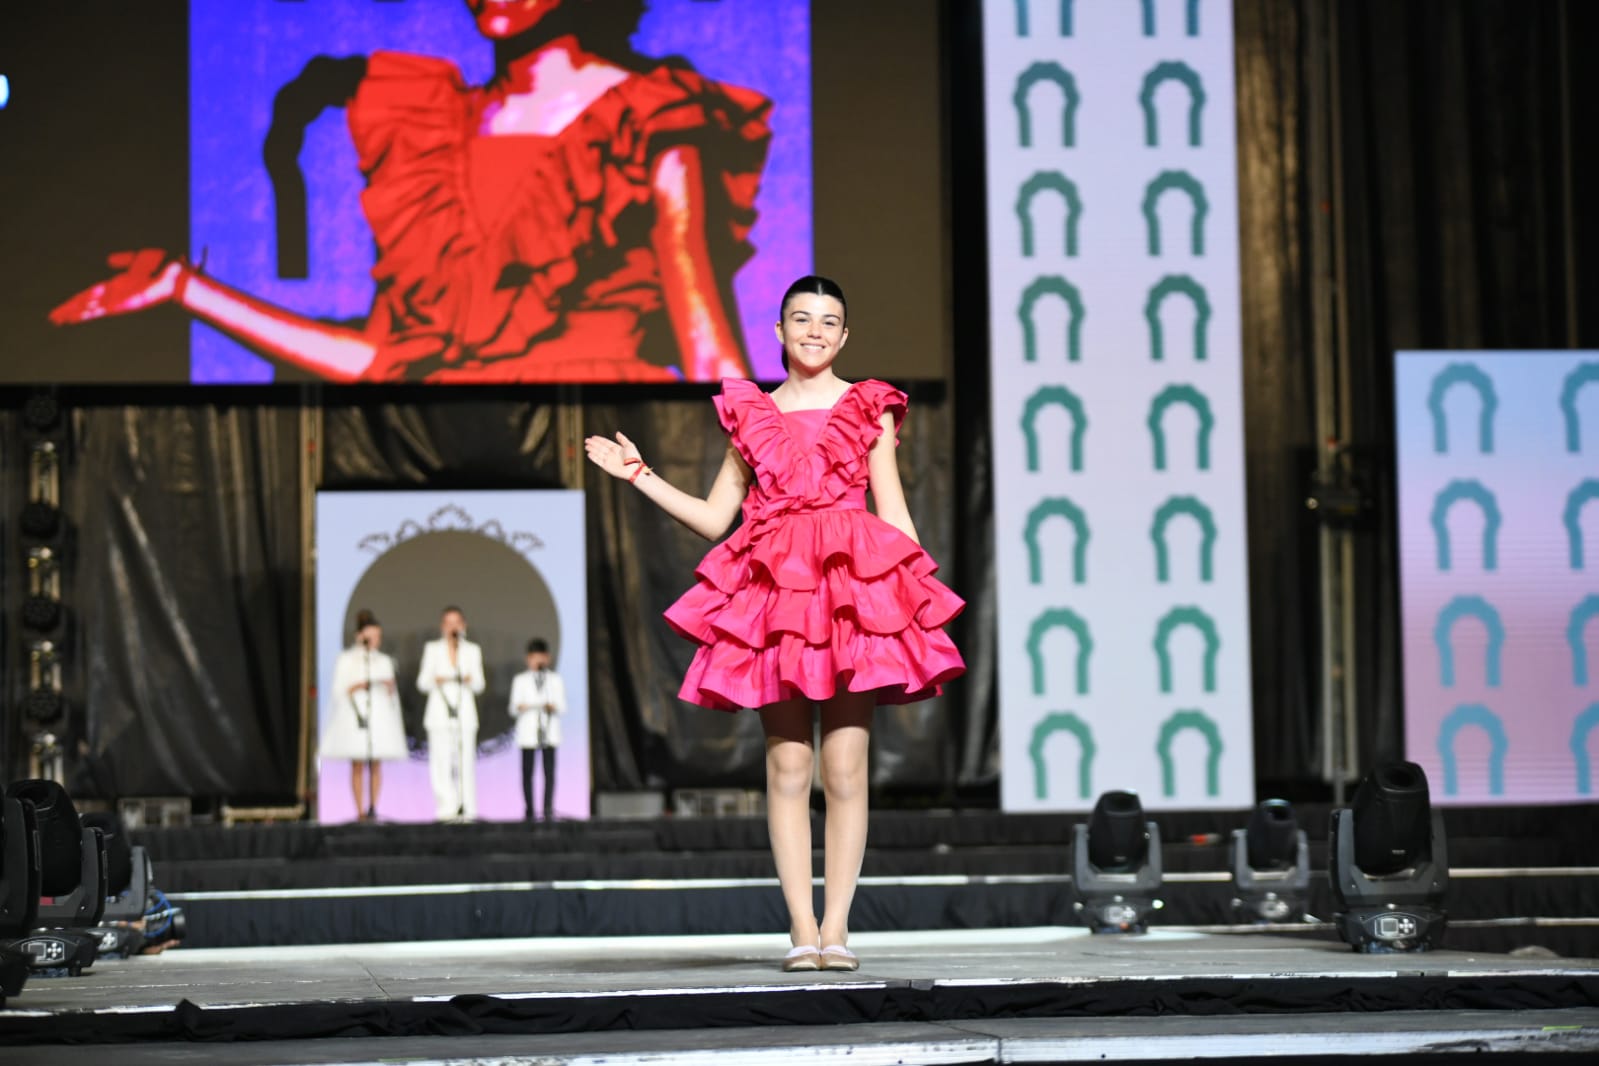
<box><xmin>585</xmin><ymin>275</ymin><xmax>965</xmax><ymax>971</ymax></box>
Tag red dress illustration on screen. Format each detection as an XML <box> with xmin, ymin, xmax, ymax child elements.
<box><xmin>48</xmin><ymin>0</ymin><xmax>769</xmax><ymax>383</ymax></box>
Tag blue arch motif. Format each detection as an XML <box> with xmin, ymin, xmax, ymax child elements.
<box><xmin>1156</xmin><ymin>709</ymin><xmax>1222</xmax><ymax>797</ymax></box>
<box><xmin>1022</xmin><ymin>385</ymin><xmax>1087</xmax><ymax>472</ymax></box>
<box><xmin>1017</xmin><ymin>172</ymin><xmax>1083</xmax><ymax>257</ymax></box>
<box><xmin>1027</xmin><ymin>607</ymin><xmax>1093</xmax><ymax>695</ymax></box>
<box><xmin>1020</xmin><ymin>276</ymin><xmax>1085</xmax><ymax>362</ymax></box>
<box><xmin>1429</xmin><ymin>479</ymin><xmax>1500</xmax><ymax>572</ymax></box>
<box><xmin>1141</xmin><ymin>0</ymin><xmax>1201</xmax><ymax>36</ymax></box>
<box><xmin>1571</xmin><ymin>595</ymin><xmax>1599</xmax><ymax>686</ymax></box>
<box><xmin>1148</xmin><ymin>385</ymin><xmax>1214</xmax><ymax>471</ymax></box>
<box><xmin>1015</xmin><ymin>0</ymin><xmax>1074</xmax><ymax>37</ymax></box>
<box><xmin>1437</xmin><ymin>703</ymin><xmax>1508</xmax><ymax>796</ymax></box>
<box><xmin>1426</xmin><ymin>363</ymin><xmax>1497</xmax><ymax>454</ymax></box>
<box><xmin>1151</xmin><ymin>496</ymin><xmax>1216</xmax><ymax>583</ymax></box>
<box><xmin>1142</xmin><ymin>170</ymin><xmax>1208</xmax><ymax>256</ymax></box>
<box><xmin>1029</xmin><ymin>711</ymin><xmax>1095</xmax><ymax>800</ymax></box>
<box><xmin>1566</xmin><ymin>480</ymin><xmax>1599</xmax><ymax>570</ymax></box>
<box><xmin>1154</xmin><ymin>606</ymin><xmax>1219</xmax><ymax>693</ymax></box>
<box><xmin>1140</xmin><ymin>61</ymin><xmax>1205</xmax><ymax>147</ymax></box>
<box><xmin>1025</xmin><ymin>497</ymin><xmax>1090</xmax><ymax>585</ymax></box>
<box><xmin>1434</xmin><ymin>595</ymin><xmax>1505</xmax><ymax>688</ymax></box>
<box><xmin>1561</xmin><ymin>363</ymin><xmax>1599</xmax><ymax>453</ymax></box>
<box><xmin>1145</xmin><ymin>275</ymin><xmax>1210</xmax><ymax>362</ymax></box>
<box><xmin>1573</xmin><ymin>703</ymin><xmax>1599</xmax><ymax>795</ymax></box>
<box><xmin>1015</xmin><ymin>62</ymin><xmax>1080</xmax><ymax>147</ymax></box>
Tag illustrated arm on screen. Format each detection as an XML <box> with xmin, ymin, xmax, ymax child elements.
<box><xmin>48</xmin><ymin>252</ymin><xmax>377</xmax><ymax>382</ymax></box>
<box><xmin>650</xmin><ymin>144</ymin><xmax>751</xmax><ymax>382</ymax></box>
<box><xmin>584</xmin><ymin>433</ymin><xmax>752</xmax><ymax>542</ymax></box>
<box><xmin>867</xmin><ymin>412</ymin><xmax>919</xmax><ymax>544</ymax></box>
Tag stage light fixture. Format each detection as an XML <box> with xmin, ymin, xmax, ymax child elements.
<box><xmin>1329</xmin><ymin>761</ymin><xmax>1449</xmax><ymax>953</ymax></box>
<box><xmin>22</xmin><ymin>390</ymin><xmax>62</xmax><ymax>433</ymax></box>
<box><xmin>81</xmin><ymin>813</ymin><xmax>186</xmax><ymax>958</ymax></box>
<box><xmin>1230</xmin><ymin>799</ymin><xmax>1310</xmax><ymax>924</ymax></box>
<box><xmin>23</xmin><ymin>547</ymin><xmax>63</xmax><ymax>632</ymax></box>
<box><xmin>22</xmin><ymin>442</ymin><xmax>62</xmax><ymax>540</ymax></box>
<box><xmin>0</xmin><ymin>796</ymin><xmax>41</xmax><ymax>1003</ymax></box>
<box><xmin>22</xmin><ymin>641</ymin><xmax>64</xmax><ymax>725</ymax></box>
<box><xmin>3</xmin><ymin>781</ymin><xmax>105</xmax><ymax>977</ymax></box>
<box><xmin>1071</xmin><ymin>790</ymin><xmax>1164</xmax><ymax>934</ymax></box>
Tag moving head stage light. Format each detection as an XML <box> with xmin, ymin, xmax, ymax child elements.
<box><xmin>1329</xmin><ymin>761</ymin><xmax>1449</xmax><ymax>953</ymax></box>
<box><xmin>4</xmin><ymin>780</ymin><xmax>105</xmax><ymax>976</ymax></box>
<box><xmin>81</xmin><ymin>813</ymin><xmax>185</xmax><ymax>958</ymax></box>
<box><xmin>1230</xmin><ymin>799</ymin><xmax>1311</xmax><ymax>924</ymax></box>
<box><xmin>1071</xmin><ymin>790</ymin><xmax>1163</xmax><ymax>934</ymax></box>
<box><xmin>0</xmin><ymin>795</ymin><xmax>41</xmax><ymax>1003</ymax></box>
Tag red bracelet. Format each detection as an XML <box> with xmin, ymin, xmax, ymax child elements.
<box><xmin>623</xmin><ymin>457</ymin><xmax>651</xmax><ymax>484</ymax></box>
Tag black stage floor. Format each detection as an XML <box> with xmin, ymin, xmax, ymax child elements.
<box><xmin>3</xmin><ymin>929</ymin><xmax>1598</xmax><ymax>1062</ymax></box>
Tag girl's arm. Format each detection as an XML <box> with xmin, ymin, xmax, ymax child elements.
<box><xmin>649</xmin><ymin>146</ymin><xmax>752</xmax><ymax>381</ymax></box>
<box><xmin>584</xmin><ymin>432</ymin><xmax>752</xmax><ymax>542</ymax></box>
<box><xmin>866</xmin><ymin>412</ymin><xmax>920</xmax><ymax>544</ymax></box>
<box><xmin>50</xmin><ymin>249</ymin><xmax>378</xmax><ymax>381</ymax></box>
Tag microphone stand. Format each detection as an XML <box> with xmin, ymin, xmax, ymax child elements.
<box><xmin>361</xmin><ymin>638</ymin><xmax>375</xmax><ymax>820</ymax></box>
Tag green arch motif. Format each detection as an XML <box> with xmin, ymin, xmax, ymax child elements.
<box><xmin>1147</xmin><ymin>384</ymin><xmax>1214</xmax><ymax>471</ymax></box>
<box><xmin>1437</xmin><ymin>703</ymin><xmax>1507</xmax><ymax>796</ymax></box>
<box><xmin>1426</xmin><ymin>363</ymin><xmax>1497</xmax><ymax>454</ymax></box>
<box><xmin>1142</xmin><ymin>170</ymin><xmax>1207</xmax><ymax>256</ymax></box>
<box><xmin>1022</xmin><ymin>385</ymin><xmax>1087</xmax><ymax>472</ymax></box>
<box><xmin>1430</xmin><ymin>480</ymin><xmax>1500</xmax><ymax>572</ymax></box>
<box><xmin>1151</xmin><ymin>496</ymin><xmax>1215</xmax><ymax>583</ymax></box>
<box><xmin>1139</xmin><ymin>61</ymin><xmax>1205</xmax><ymax>147</ymax></box>
<box><xmin>1145</xmin><ymin>275</ymin><xmax>1210</xmax><ymax>362</ymax></box>
<box><xmin>1142</xmin><ymin>0</ymin><xmax>1201</xmax><ymax>36</ymax></box>
<box><xmin>1015</xmin><ymin>0</ymin><xmax>1074</xmax><ymax>37</ymax></box>
<box><xmin>1154</xmin><ymin>606</ymin><xmax>1219</xmax><ymax>693</ymax></box>
<box><xmin>1566</xmin><ymin>480</ymin><xmax>1599</xmax><ymax>570</ymax></box>
<box><xmin>1573</xmin><ymin>703</ymin><xmax>1599</xmax><ymax>795</ymax></box>
<box><xmin>1025</xmin><ymin>497</ymin><xmax>1090</xmax><ymax>585</ymax></box>
<box><xmin>1028</xmin><ymin>711</ymin><xmax>1096</xmax><ymax>800</ymax></box>
<box><xmin>1156</xmin><ymin>709</ymin><xmax>1222</xmax><ymax>797</ymax></box>
<box><xmin>1015</xmin><ymin>62</ymin><xmax>1080</xmax><ymax>148</ymax></box>
<box><xmin>1027</xmin><ymin>607</ymin><xmax>1093</xmax><ymax>696</ymax></box>
<box><xmin>1561</xmin><ymin>363</ymin><xmax>1599</xmax><ymax>453</ymax></box>
<box><xmin>1433</xmin><ymin>595</ymin><xmax>1505</xmax><ymax>688</ymax></box>
<box><xmin>1017</xmin><ymin>172</ymin><xmax>1083</xmax><ymax>257</ymax></box>
<box><xmin>1019</xmin><ymin>276</ymin><xmax>1085</xmax><ymax>362</ymax></box>
<box><xmin>1569</xmin><ymin>595</ymin><xmax>1599</xmax><ymax>687</ymax></box>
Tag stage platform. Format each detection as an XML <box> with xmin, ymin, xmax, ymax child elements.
<box><xmin>3</xmin><ymin>929</ymin><xmax>1598</xmax><ymax>1063</ymax></box>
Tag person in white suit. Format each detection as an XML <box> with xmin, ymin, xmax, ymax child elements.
<box><xmin>319</xmin><ymin>609</ymin><xmax>407</xmax><ymax>821</ymax></box>
<box><xmin>416</xmin><ymin>605</ymin><xmax>485</xmax><ymax>821</ymax></box>
<box><xmin>510</xmin><ymin>638</ymin><xmax>567</xmax><ymax>822</ymax></box>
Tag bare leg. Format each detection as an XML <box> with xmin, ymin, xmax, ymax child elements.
<box><xmin>818</xmin><ymin>690</ymin><xmax>874</xmax><ymax>948</ymax></box>
<box><xmin>759</xmin><ymin>698</ymin><xmax>819</xmax><ymax>949</ymax></box>
<box><xmin>350</xmin><ymin>762</ymin><xmax>366</xmax><ymax>820</ymax></box>
<box><xmin>367</xmin><ymin>761</ymin><xmax>383</xmax><ymax>816</ymax></box>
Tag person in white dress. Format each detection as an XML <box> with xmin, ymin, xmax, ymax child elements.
<box><xmin>416</xmin><ymin>605</ymin><xmax>486</xmax><ymax>821</ymax></box>
<box><xmin>510</xmin><ymin>638</ymin><xmax>567</xmax><ymax>822</ymax></box>
<box><xmin>319</xmin><ymin>610</ymin><xmax>407</xmax><ymax>821</ymax></box>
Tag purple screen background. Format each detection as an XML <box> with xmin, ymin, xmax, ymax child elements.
<box><xmin>189</xmin><ymin>0</ymin><xmax>811</xmax><ymax>383</ymax></box>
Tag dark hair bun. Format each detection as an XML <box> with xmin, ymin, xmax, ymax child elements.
<box><xmin>354</xmin><ymin>609</ymin><xmax>379</xmax><ymax>630</ymax></box>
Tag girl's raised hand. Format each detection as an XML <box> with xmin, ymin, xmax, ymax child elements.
<box><xmin>49</xmin><ymin>250</ymin><xmax>185</xmax><ymax>325</ymax></box>
<box><xmin>584</xmin><ymin>431</ymin><xmax>644</xmax><ymax>480</ymax></box>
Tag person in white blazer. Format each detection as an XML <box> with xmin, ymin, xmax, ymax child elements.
<box><xmin>416</xmin><ymin>606</ymin><xmax>486</xmax><ymax>821</ymax></box>
<box><xmin>510</xmin><ymin>638</ymin><xmax>567</xmax><ymax>821</ymax></box>
<box><xmin>319</xmin><ymin>610</ymin><xmax>407</xmax><ymax>821</ymax></box>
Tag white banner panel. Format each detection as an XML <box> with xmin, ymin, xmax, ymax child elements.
<box><xmin>986</xmin><ymin>0</ymin><xmax>1254</xmax><ymax>810</ymax></box>
<box><xmin>1397</xmin><ymin>351</ymin><xmax>1599</xmax><ymax>804</ymax></box>
<box><xmin>315</xmin><ymin>490</ymin><xmax>589</xmax><ymax>823</ymax></box>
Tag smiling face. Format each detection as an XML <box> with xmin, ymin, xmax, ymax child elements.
<box><xmin>464</xmin><ymin>0</ymin><xmax>566</xmax><ymax>40</ymax></box>
<box><xmin>774</xmin><ymin>293</ymin><xmax>849</xmax><ymax>375</ymax></box>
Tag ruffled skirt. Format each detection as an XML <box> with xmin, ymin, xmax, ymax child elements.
<box><xmin>664</xmin><ymin>508</ymin><xmax>965</xmax><ymax>711</ymax></box>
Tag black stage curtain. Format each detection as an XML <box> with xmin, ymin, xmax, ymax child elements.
<box><xmin>67</xmin><ymin>403</ymin><xmax>302</xmax><ymax>798</ymax></box>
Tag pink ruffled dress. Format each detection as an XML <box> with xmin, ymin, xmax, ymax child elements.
<box><xmin>664</xmin><ymin>378</ymin><xmax>966</xmax><ymax>711</ymax></box>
